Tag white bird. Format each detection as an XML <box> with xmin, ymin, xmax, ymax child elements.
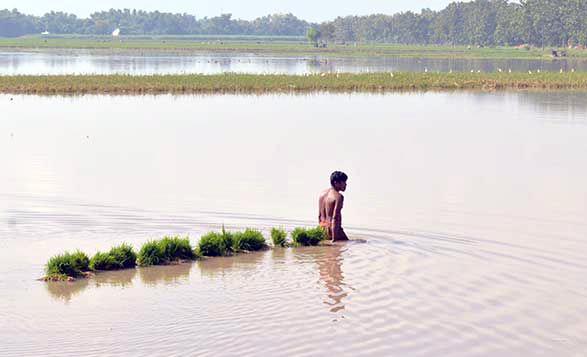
<box><xmin>498</xmin><ymin>68</ymin><xmax>502</xmax><ymax>72</ymax></box>
<box><xmin>572</xmin><ymin>68</ymin><xmax>575</xmax><ymax>72</ymax></box>
<box><xmin>537</xmin><ymin>69</ymin><xmax>541</xmax><ymax>73</ymax></box>
<box><xmin>112</xmin><ymin>28</ymin><xmax>120</xmax><ymax>36</ymax></box>
<box><xmin>528</xmin><ymin>70</ymin><xmax>532</xmax><ymax>74</ymax></box>
<box><xmin>424</xmin><ymin>68</ymin><xmax>428</xmax><ymax>73</ymax></box>
<box><xmin>390</xmin><ymin>72</ymin><xmax>394</xmax><ymax>77</ymax></box>
<box><xmin>560</xmin><ymin>69</ymin><xmax>564</xmax><ymax>73</ymax></box>
<box><xmin>508</xmin><ymin>69</ymin><xmax>512</xmax><ymax>73</ymax></box>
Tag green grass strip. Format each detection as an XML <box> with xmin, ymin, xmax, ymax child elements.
<box><xmin>3</xmin><ymin>72</ymin><xmax>587</xmax><ymax>95</ymax></box>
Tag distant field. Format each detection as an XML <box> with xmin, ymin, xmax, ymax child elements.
<box><xmin>2</xmin><ymin>72</ymin><xmax>586</xmax><ymax>95</ymax></box>
<box><xmin>1</xmin><ymin>35</ymin><xmax>587</xmax><ymax>60</ymax></box>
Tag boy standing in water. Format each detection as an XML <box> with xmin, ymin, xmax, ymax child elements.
<box><xmin>318</xmin><ymin>171</ymin><xmax>349</xmax><ymax>242</ymax></box>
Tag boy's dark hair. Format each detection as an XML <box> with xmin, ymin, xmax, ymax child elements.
<box><xmin>330</xmin><ymin>171</ymin><xmax>348</xmax><ymax>186</ymax></box>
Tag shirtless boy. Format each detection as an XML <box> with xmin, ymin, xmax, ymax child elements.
<box><xmin>318</xmin><ymin>171</ymin><xmax>349</xmax><ymax>242</ymax></box>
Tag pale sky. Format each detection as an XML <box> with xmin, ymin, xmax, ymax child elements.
<box><xmin>3</xmin><ymin>0</ymin><xmax>469</xmax><ymax>22</ymax></box>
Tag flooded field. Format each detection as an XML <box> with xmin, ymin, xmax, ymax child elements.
<box><xmin>1</xmin><ymin>92</ymin><xmax>587</xmax><ymax>356</ymax></box>
<box><xmin>1</xmin><ymin>49</ymin><xmax>587</xmax><ymax>75</ymax></box>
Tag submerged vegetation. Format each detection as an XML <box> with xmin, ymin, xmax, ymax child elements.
<box><xmin>4</xmin><ymin>72</ymin><xmax>587</xmax><ymax>95</ymax></box>
<box><xmin>45</xmin><ymin>251</ymin><xmax>90</xmax><ymax>281</ymax></box>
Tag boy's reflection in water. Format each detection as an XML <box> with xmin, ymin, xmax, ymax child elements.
<box><xmin>316</xmin><ymin>244</ymin><xmax>348</xmax><ymax>313</ymax></box>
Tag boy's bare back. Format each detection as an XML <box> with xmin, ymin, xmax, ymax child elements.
<box><xmin>318</xmin><ymin>171</ymin><xmax>349</xmax><ymax>242</ymax></box>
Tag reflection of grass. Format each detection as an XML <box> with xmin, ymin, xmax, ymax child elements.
<box><xmin>94</xmin><ymin>269</ymin><xmax>137</xmax><ymax>287</ymax></box>
<box><xmin>138</xmin><ymin>262</ymin><xmax>193</xmax><ymax>286</ymax></box>
<box><xmin>2</xmin><ymin>37</ymin><xmax>587</xmax><ymax>60</ymax></box>
<box><xmin>45</xmin><ymin>279</ymin><xmax>90</xmax><ymax>302</ymax></box>
<box><xmin>90</xmin><ymin>243</ymin><xmax>137</xmax><ymax>271</ymax></box>
<box><xmin>291</xmin><ymin>227</ymin><xmax>326</xmax><ymax>246</ymax></box>
<box><xmin>45</xmin><ymin>251</ymin><xmax>90</xmax><ymax>280</ymax></box>
<box><xmin>137</xmin><ymin>237</ymin><xmax>196</xmax><ymax>266</ymax></box>
<box><xmin>4</xmin><ymin>72</ymin><xmax>587</xmax><ymax>95</ymax></box>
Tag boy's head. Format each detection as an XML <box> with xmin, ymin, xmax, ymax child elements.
<box><xmin>330</xmin><ymin>171</ymin><xmax>348</xmax><ymax>192</ymax></box>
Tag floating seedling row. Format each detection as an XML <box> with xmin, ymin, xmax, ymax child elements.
<box><xmin>43</xmin><ymin>226</ymin><xmax>327</xmax><ymax>281</ymax></box>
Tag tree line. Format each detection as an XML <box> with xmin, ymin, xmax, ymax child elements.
<box><xmin>1</xmin><ymin>0</ymin><xmax>587</xmax><ymax>47</ymax></box>
<box><xmin>0</xmin><ymin>9</ymin><xmax>310</xmax><ymax>37</ymax></box>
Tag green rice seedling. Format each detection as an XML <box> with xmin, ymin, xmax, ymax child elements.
<box><xmin>291</xmin><ymin>227</ymin><xmax>326</xmax><ymax>246</ymax></box>
<box><xmin>197</xmin><ymin>232</ymin><xmax>227</xmax><ymax>257</ymax></box>
<box><xmin>221</xmin><ymin>226</ymin><xmax>235</xmax><ymax>254</ymax></box>
<box><xmin>90</xmin><ymin>251</ymin><xmax>117</xmax><ymax>270</ymax></box>
<box><xmin>90</xmin><ymin>243</ymin><xmax>137</xmax><ymax>270</ymax></box>
<box><xmin>233</xmin><ymin>229</ymin><xmax>267</xmax><ymax>252</ymax></box>
<box><xmin>137</xmin><ymin>240</ymin><xmax>164</xmax><ymax>266</ymax></box>
<box><xmin>45</xmin><ymin>250</ymin><xmax>90</xmax><ymax>279</ymax></box>
<box><xmin>271</xmin><ymin>227</ymin><xmax>287</xmax><ymax>247</ymax></box>
<box><xmin>157</xmin><ymin>236</ymin><xmax>196</xmax><ymax>261</ymax></box>
<box><xmin>108</xmin><ymin>243</ymin><xmax>137</xmax><ymax>268</ymax></box>
<box><xmin>307</xmin><ymin>226</ymin><xmax>327</xmax><ymax>242</ymax></box>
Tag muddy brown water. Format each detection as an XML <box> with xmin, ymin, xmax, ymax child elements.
<box><xmin>1</xmin><ymin>49</ymin><xmax>587</xmax><ymax>75</ymax></box>
<box><xmin>1</xmin><ymin>92</ymin><xmax>586</xmax><ymax>356</ymax></box>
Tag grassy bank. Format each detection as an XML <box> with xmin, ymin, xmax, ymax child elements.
<box><xmin>4</xmin><ymin>72</ymin><xmax>587</xmax><ymax>95</ymax></box>
<box><xmin>2</xmin><ymin>36</ymin><xmax>587</xmax><ymax>60</ymax></box>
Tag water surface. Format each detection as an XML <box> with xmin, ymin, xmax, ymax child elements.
<box><xmin>1</xmin><ymin>49</ymin><xmax>586</xmax><ymax>75</ymax></box>
<box><xmin>1</xmin><ymin>92</ymin><xmax>586</xmax><ymax>356</ymax></box>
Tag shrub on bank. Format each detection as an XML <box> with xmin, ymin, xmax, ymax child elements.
<box><xmin>137</xmin><ymin>237</ymin><xmax>195</xmax><ymax>266</ymax></box>
<box><xmin>45</xmin><ymin>250</ymin><xmax>90</xmax><ymax>279</ymax></box>
<box><xmin>90</xmin><ymin>243</ymin><xmax>137</xmax><ymax>271</ymax></box>
<box><xmin>291</xmin><ymin>227</ymin><xmax>326</xmax><ymax>246</ymax></box>
<box><xmin>271</xmin><ymin>227</ymin><xmax>287</xmax><ymax>247</ymax></box>
<box><xmin>234</xmin><ymin>229</ymin><xmax>267</xmax><ymax>251</ymax></box>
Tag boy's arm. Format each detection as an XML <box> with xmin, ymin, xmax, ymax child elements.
<box><xmin>318</xmin><ymin>194</ymin><xmax>324</xmax><ymax>224</ymax></box>
<box><xmin>331</xmin><ymin>194</ymin><xmax>344</xmax><ymax>240</ymax></box>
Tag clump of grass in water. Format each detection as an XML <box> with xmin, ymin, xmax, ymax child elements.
<box><xmin>137</xmin><ymin>237</ymin><xmax>196</xmax><ymax>266</ymax></box>
<box><xmin>271</xmin><ymin>227</ymin><xmax>288</xmax><ymax>247</ymax></box>
<box><xmin>291</xmin><ymin>227</ymin><xmax>327</xmax><ymax>246</ymax></box>
<box><xmin>90</xmin><ymin>243</ymin><xmax>137</xmax><ymax>271</ymax></box>
<box><xmin>233</xmin><ymin>229</ymin><xmax>267</xmax><ymax>251</ymax></box>
<box><xmin>45</xmin><ymin>250</ymin><xmax>90</xmax><ymax>280</ymax></box>
<box><xmin>197</xmin><ymin>232</ymin><xmax>227</xmax><ymax>257</ymax></box>
<box><xmin>197</xmin><ymin>228</ymin><xmax>267</xmax><ymax>256</ymax></box>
